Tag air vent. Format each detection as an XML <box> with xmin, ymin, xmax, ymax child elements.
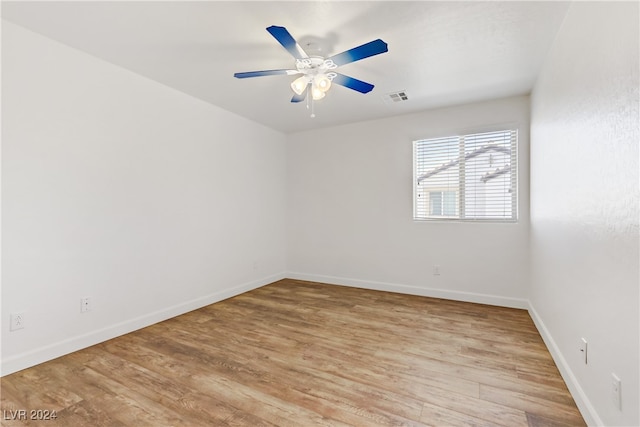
<box><xmin>383</xmin><ymin>90</ymin><xmax>409</xmax><ymax>104</ymax></box>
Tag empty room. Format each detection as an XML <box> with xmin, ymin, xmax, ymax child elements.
<box><xmin>1</xmin><ymin>1</ymin><xmax>638</xmax><ymax>426</ymax></box>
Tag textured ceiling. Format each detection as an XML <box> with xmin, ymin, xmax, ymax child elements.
<box><xmin>1</xmin><ymin>1</ymin><xmax>571</xmax><ymax>134</ymax></box>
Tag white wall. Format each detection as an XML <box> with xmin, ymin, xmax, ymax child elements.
<box><xmin>529</xmin><ymin>2</ymin><xmax>639</xmax><ymax>426</ymax></box>
<box><xmin>1</xmin><ymin>22</ymin><xmax>287</xmax><ymax>375</ymax></box>
<box><xmin>287</xmin><ymin>96</ymin><xmax>530</xmax><ymax>308</ymax></box>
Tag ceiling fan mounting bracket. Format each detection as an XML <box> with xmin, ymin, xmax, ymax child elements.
<box><xmin>299</xmin><ymin>39</ymin><xmax>329</xmax><ymax>57</ymax></box>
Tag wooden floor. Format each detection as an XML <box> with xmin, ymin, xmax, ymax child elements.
<box><xmin>1</xmin><ymin>279</ymin><xmax>585</xmax><ymax>426</ymax></box>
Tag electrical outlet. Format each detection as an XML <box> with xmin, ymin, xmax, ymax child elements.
<box><xmin>580</xmin><ymin>338</ymin><xmax>588</xmax><ymax>364</ymax></box>
<box><xmin>10</xmin><ymin>312</ymin><xmax>25</xmax><ymax>331</ymax></box>
<box><xmin>611</xmin><ymin>373</ymin><xmax>622</xmax><ymax>411</ymax></box>
<box><xmin>80</xmin><ymin>297</ymin><xmax>92</xmax><ymax>313</ymax></box>
<box><xmin>433</xmin><ymin>265</ymin><xmax>441</xmax><ymax>276</ymax></box>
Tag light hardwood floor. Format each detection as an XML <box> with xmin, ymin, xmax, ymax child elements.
<box><xmin>1</xmin><ymin>279</ymin><xmax>585</xmax><ymax>426</ymax></box>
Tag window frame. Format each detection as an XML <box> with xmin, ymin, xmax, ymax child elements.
<box><xmin>412</xmin><ymin>128</ymin><xmax>519</xmax><ymax>223</ymax></box>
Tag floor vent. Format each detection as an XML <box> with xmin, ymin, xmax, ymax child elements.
<box><xmin>383</xmin><ymin>90</ymin><xmax>409</xmax><ymax>104</ymax></box>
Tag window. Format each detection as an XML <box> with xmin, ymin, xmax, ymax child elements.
<box><xmin>429</xmin><ymin>191</ymin><xmax>457</xmax><ymax>217</ymax></box>
<box><xmin>413</xmin><ymin>129</ymin><xmax>517</xmax><ymax>221</ymax></box>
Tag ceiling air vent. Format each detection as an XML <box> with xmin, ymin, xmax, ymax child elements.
<box><xmin>383</xmin><ymin>90</ymin><xmax>409</xmax><ymax>105</ymax></box>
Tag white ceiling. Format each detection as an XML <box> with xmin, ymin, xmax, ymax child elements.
<box><xmin>1</xmin><ymin>1</ymin><xmax>571</xmax><ymax>134</ymax></box>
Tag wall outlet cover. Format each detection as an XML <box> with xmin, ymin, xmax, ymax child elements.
<box><xmin>10</xmin><ymin>312</ymin><xmax>25</xmax><ymax>331</ymax></box>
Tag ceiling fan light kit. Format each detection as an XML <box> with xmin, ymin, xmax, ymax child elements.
<box><xmin>234</xmin><ymin>25</ymin><xmax>388</xmax><ymax>117</ymax></box>
<box><xmin>290</xmin><ymin>59</ymin><xmax>336</xmax><ymax>100</ymax></box>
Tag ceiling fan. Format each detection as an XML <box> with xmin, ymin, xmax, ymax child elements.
<box><xmin>234</xmin><ymin>26</ymin><xmax>388</xmax><ymax>117</ymax></box>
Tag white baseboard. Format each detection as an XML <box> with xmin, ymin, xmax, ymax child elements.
<box><xmin>0</xmin><ymin>272</ymin><xmax>286</xmax><ymax>377</ymax></box>
<box><xmin>286</xmin><ymin>271</ymin><xmax>529</xmax><ymax>309</ymax></box>
<box><xmin>528</xmin><ymin>303</ymin><xmax>602</xmax><ymax>426</ymax></box>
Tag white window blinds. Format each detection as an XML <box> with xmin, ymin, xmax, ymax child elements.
<box><xmin>413</xmin><ymin>129</ymin><xmax>518</xmax><ymax>221</ymax></box>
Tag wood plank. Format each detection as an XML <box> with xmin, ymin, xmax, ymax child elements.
<box><xmin>420</xmin><ymin>401</ymin><xmax>500</xmax><ymax>427</ymax></box>
<box><xmin>479</xmin><ymin>384</ymin><xmax>586</xmax><ymax>426</ymax></box>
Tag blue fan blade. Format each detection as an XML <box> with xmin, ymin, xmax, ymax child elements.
<box><xmin>266</xmin><ymin>26</ymin><xmax>308</xmax><ymax>60</ymax></box>
<box><xmin>328</xmin><ymin>39</ymin><xmax>388</xmax><ymax>66</ymax></box>
<box><xmin>234</xmin><ymin>69</ymin><xmax>299</xmax><ymax>78</ymax></box>
<box><xmin>291</xmin><ymin>85</ymin><xmax>308</xmax><ymax>103</ymax></box>
<box><xmin>332</xmin><ymin>73</ymin><xmax>375</xmax><ymax>94</ymax></box>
